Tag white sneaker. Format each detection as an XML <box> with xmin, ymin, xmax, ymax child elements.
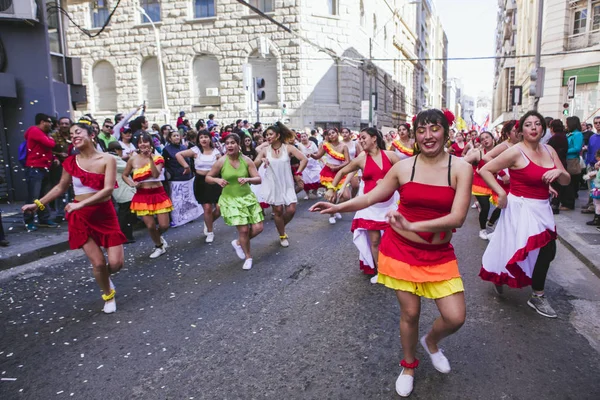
<box><xmin>103</xmin><ymin>299</ymin><xmax>117</xmax><ymax>314</ymax></box>
<box><xmin>231</xmin><ymin>239</ymin><xmax>245</xmax><ymax>260</ymax></box>
<box><xmin>203</xmin><ymin>222</ymin><xmax>208</xmax><ymax>236</ymax></box>
<box><xmin>149</xmin><ymin>246</ymin><xmax>166</xmax><ymax>259</ymax></box>
<box><xmin>242</xmin><ymin>258</ymin><xmax>253</xmax><ymax>270</ymax></box>
<box><xmin>395</xmin><ymin>368</ymin><xmax>414</xmax><ymax>397</ymax></box>
<box><xmin>420</xmin><ymin>335</ymin><xmax>451</xmax><ymax>373</ymax></box>
<box><xmin>160</xmin><ymin>236</ymin><xmax>168</xmax><ymax>249</ymax></box>
<box><xmin>335</xmin><ymin>212</ymin><xmax>342</xmax><ymax>220</ymax></box>
<box><xmin>329</xmin><ymin>217</ymin><xmax>337</xmax><ymax>224</ymax></box>
<box><xmin>486</xmin><ymin>231</ymin><xmax>494</xmax><ymax>240</ymax></box>
<box><xmin>471</xmin><ymin>202</ymin><xmax>478</xmax><ymax>209</ymax></box>
<box><xmin>303</xmin><ymin>195</ymin><xmax>309</xmax><ymax>200</ymax></box>
<box><xmin>205</xmin><ymin>232</ymin><xmax>214</xmax><ymax>243</ymax></box>
<box><xmin>478</xmin><ymin>229</ymin><xmax>488</xmax><ymax>240</ymax></box>
<box><xmin>370</xmin><ymin>274</ymin><xmax>379</xmax><ymax>284</ymax></box>
<box><xmin>280</xmin><ymin>236</ymin><xmax>290</xmax><ymax>247</ymax></box>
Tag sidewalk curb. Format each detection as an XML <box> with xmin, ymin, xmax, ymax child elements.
<box><xmin>0</xmin><ymin>240</ymin><xmax>71</xmax><ymax>271</ymax></box>
<box><xmin>557</xmin><ymin>232</ymin><xmax>600</xmax><ymax>279</ymax></box>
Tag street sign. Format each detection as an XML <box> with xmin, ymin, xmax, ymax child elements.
<box><xmin>512</xmin><ymin>85</ymin><xmax>523</xmax><ymax>106</ymax></box>
<box><xmin>361</xmin><ymin>100</ymin><xmax>369</xmax><ymax>120</ymax></box>
<box><xmin>567</xmin><ymin>76</ymin><xmax>577</xmax><ymax>99</ymax></box>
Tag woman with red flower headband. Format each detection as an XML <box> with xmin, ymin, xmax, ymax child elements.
<box><xmin>310</xmin><ymin>128</ymin><xmax>350</xmax><ymax>224</ymax></box>
<box><xmin>391</xmin><ymin>123</ymin><xmax>415</xmax><ymax>160</ymax></box>
<box><xmin>122</xmin><ymin>133</ymin><xmax>173</xmax><ymax>259</ymax></box>
<box><xmin>310</xmin><ymin>109</ymin><xmax>472</xmax><ymax>397</ymax></box>
<box><xmin>22</xmin><ymin>121</ymin><xmax>127</xmax><ymax>314</ymax></box>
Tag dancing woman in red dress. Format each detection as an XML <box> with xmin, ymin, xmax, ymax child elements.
<box><xmin>22</xmin><ymin>121</ymin><xmax>126</xmax><ymax>314</ymax></box>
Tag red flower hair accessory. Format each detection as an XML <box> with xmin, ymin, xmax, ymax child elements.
<box><xmin>405</xmin><ymin>123</ymin><xmax>411</xmax><ymax>131</ymax></box>
<box><xmin>442</xmin><ymin>109</ymin><xmax>455</xmax><ymax>126</ymax></box>
<box><xmin>514</xmin><ymin>120</ymin><xmax>520</xmax><ymax>130</ymax></box>
<box><xmin>411</xmin><ymin>115</ymin><xmax>417</xmax><ymax>125</ymax></box>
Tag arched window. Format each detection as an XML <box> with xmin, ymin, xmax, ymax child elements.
<box><xmin>192</xmin><ymin>55</ymin><xmax>220</xmax><ymax>106</ymax></box>
<box><xmin>313</xmin><ymin>55</ymin><xmax>338</xmax><ymax>104</ymax></box>
<box><xmin>141</xmin><ymin>57</ymin><xmax>162</xmax><ymax>109</ymax></box>
<box><xmin>249</xmin><ymin>50</ymin><xmax>277</xmax><ymax>106</ymax></box>
<box><xmin>92</xmin><ymin>61</ymin><xmax>117</xmax><ymax>112</ymax></box>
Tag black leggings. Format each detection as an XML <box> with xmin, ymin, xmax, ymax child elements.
<box><xmin>475</xmin><ymin>195</ymin><xmax>491</xmax><ymax>229</ymax></box>
<box><xmin>531</xmin><ymin>240</ymin><xmax>557</xmax><ymax>291</ymax></box>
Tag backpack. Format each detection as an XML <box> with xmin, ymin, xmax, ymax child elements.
<box><xmin>18</xmin><ymin>140</ymin><xmax>28</xmax><ymax>167</ymax></box>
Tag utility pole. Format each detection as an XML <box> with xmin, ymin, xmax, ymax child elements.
<box><xmin>368</xmin><ymin>38</ymin><xmax>373</xmax><ymax>128</ymax></box>
<box><xmin>533</xmin><ymin>0</ymin><xmax>544</xmax><ymax>111</ymax></box>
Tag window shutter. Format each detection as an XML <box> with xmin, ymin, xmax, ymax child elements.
<box><xmin>193</xmin><ymin>55</ymin><xmax>221</xmax><ymax>105</ymax></box>
<box><xmin>141</xmin><ymin>57</ymin><xmax>162</xmax><ymax>109</ymax></box>
<box><xmin>93</xmin><ymin>61</ymin><xmax>117</xmax><ymax>112</ymax></box>
<box><xmin>314</xmin><ymin>58</ymin><xmax>339</xmax><ymax>104</ymax></box>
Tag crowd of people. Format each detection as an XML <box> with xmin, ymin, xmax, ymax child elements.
<box><xmin>8</xmin><ymin>104</ymin><xmax>600</xmax><ymax>397</ymax></box>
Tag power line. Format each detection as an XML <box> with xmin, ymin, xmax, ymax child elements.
<box><xmin>47</xmin><ymin>0</ymin><xmax>122</xmax><ymax>39</ymax></box>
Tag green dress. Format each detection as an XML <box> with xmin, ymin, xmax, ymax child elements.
<box><xmin>218</xmin><ymin>156</ymin><xmax>264</xmax><ymax>226</ymax></box>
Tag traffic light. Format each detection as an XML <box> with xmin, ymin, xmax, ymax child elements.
<box><xmin>529</xmin><ymin>67</ymin><xmax>545</xmax><ymax>98</ymax></box>
<box><xmin>563</xmin><ymin>103</ymin><xmax>569</xmax><ymax>116</ymax></box>
<box><xmin>254</xmin><ymin>77</ymin><xmax>266</xmax><ymax>102</ymax></box>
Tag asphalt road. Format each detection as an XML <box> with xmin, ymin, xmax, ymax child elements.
<box><xmin>1</xmin><ymin>201</ymin><xmax>599</xmax><ymax>399</ymax></box>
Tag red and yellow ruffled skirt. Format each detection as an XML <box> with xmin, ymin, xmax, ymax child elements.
<box><xmin>320</xmin><ymin>165</ymin><xmax>345</xmax><ymax>191</ymax></box>
<box><xmin>377</xmin><ymin>228</ymin><xmax>463</xmax><ymax>299</ymax></box>
<box><xmin>66</xmin><ymin>200</ymin><xmax>127</xmax><ymax>249</ymax></box>
<box><xmin>131</xmin><ymin>186</ymin><xmax>173</xmax><ymax>216</ymax></box>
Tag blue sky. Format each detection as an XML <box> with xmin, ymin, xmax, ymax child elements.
<box><xmin>435</xmin><ymin>0</ymin><xmax>498</xmax><ymax>97</ymax></box>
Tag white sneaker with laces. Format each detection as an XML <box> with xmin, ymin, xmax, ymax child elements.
<box><xmin>205</xmin><ymin>232</ymin><xmax>214</xmax><ymax>243</ymax></box>
<box><xmin>370</xmin><ymin>274</ymin><xmax>379</xmax><ymax>284</ymax></box>
<box><xmin>160</xmin><ymin>236</ymin><xmax>168</xmax><ymax>249</ymax></box>
<box><xmin>395</xmin><ymin>368</ymin><xmax>414</xmax><ymax>397</ymax></box>
<box><xmin>329</xmin><ymin>217</ymin><xmax>337</xmax><ymax>224</ymax></box>
<box><xmin>478</xmin><ymin>229</ymin><xmax>488</xmax><ymax>240</ymax></box>
<box><xmin>103</xmin><ymin>299</ymin><xmax>117</xmax><ymax>314</ymax></box>
<box><xmin>231</xmin><ymin>239</ymin><xmax>246</xmax><ymax>260</ymax></box>
<box><xmin>335</xmin><ymin>212</ymin><xmax>342</xmax><ymax>219</ymax></box>
<box><xmin>242</xmin><ymin>258</ymin><xmax>253</xmax><ymax>270</ymax></box>
<box><xmin>420</xmin><ymin>335</ymin><xmax>451</xmax><ymax>373</ymax></box>
<box><xmin>149</xmin><ymin>246</ymin><xmax>166</xmax><ymax>259</ymax></box>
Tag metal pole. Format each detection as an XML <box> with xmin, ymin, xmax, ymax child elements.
<box><xmin>137</xmin><ymin>7</ymin><xmax>168</xmax><ymax>124</ymax></box>
<box><xmin>533</xmin><ymin>0</ymin><xmax>544</xmax><ymax>111</ymax></box>
<box><xmin>368</xmin><ymin>39</ymin><xmax>373</xmax><ymax>128</ymax></box>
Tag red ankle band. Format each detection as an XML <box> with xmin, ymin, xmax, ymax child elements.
<box><xmin>400</xmin><ymin>359</ymin><xmax>419</xmax><ymax>369</ymax></box>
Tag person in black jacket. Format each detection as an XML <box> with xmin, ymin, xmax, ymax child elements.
<box><xmin>548</xmin><ymin>119</ymin><xmax>569</xmax><ymax>214</ymax></box>
<box><xmin>162</xmin><ymin>130</ymin><xmax>193</xmax><ymax>182</ymax></box>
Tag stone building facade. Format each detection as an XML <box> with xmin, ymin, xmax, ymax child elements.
<box><xmin>492</xmin><ymin>0</ymin><xmax>600</xmax><ymax>124</ymax></box>
<box><xmin>65</xmin><ymin>0</ymin><xmax>438</xmax><ymax>130</ymax></box>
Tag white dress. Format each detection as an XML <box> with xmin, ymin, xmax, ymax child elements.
<box><xmin>298</xmin><ymin>141</ymin><xmax>321</xmax><ymax>190</ymax></box>
<box><xmin>260</xmin><ymin>145</ymin><xmax>298</xmax><ymax>206</ymax></box>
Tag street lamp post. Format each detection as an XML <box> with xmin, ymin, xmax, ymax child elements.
<box><xmin>137</xmin><ymin>6</ymin><xmax>168</xmax><ymax>124</ymax></box>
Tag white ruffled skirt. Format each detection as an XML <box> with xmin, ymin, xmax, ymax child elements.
<box><xmin>479</xmin><ymin>193</ymin><xmax>556</xmax><ymax>288</ymax></box>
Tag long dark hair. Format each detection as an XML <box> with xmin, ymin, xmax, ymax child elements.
<box><xmin>361</xmin><ymin>127</ymin><xmax>386</xmax><ymax>150</ymax></box>
<box><xmin>566</xmin><ymin>116</ymin><xmax>581</xmax><ymax>133</ymax></box>
<box><xmin>196</xmin><ymin>130</ymin><xmax>213</xmax><ymax>153</ymax></box>
<box><xmin>266</xmin><ymin>121</ymin><xmax>294</xmax><ymax>143</ymax></box>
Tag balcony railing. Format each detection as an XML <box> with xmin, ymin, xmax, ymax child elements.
<box><xmin>567</xmin><ymin>30</ymin><xmax>600</xmax><ymax>50</ymax></box>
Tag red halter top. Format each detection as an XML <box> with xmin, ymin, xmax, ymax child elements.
<box><xmin>397</xmin><ymin>155</ymin><xmax>456</xmax><ymax>242</ymax></box>
<box><xmin>510</xmin><ymin>146</ymin><xmax>555</xmax><ymax>200</ymax></box>
<box><xmin>363</xmin><ymin>150</ymin><xmax>393</xmax><ymax>200</ymax></box>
